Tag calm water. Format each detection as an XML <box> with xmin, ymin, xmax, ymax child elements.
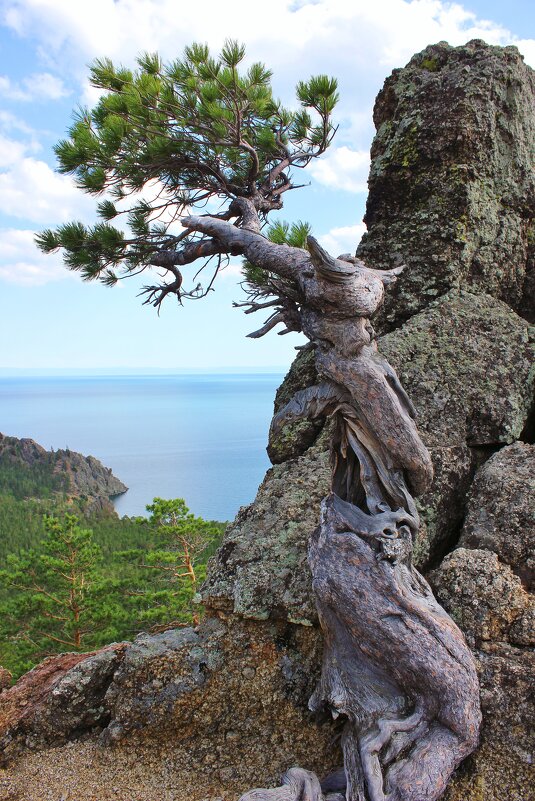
<box><xmin>0</xmin><ymin>373</ymin><xmax>285</xmax><ymax>521</ymax></box>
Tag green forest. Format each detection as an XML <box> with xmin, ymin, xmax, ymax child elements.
<box><xmin>0</xmin><ymin>454</ymin><xmax>225</xmax><ymax>680</ymax></box>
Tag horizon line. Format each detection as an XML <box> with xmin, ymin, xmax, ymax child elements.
<box><xmin>0</xmin><ymin>366</ymin><xmax>289</xmax><ymax>375</ymax></box>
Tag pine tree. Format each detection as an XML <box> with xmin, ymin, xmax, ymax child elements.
<box><xmin>36</xmin><ymin>40</ymin><xmax>338</xmax><ymax>325</ymax></box>
<box><xmin>0</xmin><ymin>514</ymin><xmax>103</xmax><ymax>657</ymax></box>
<box><xmin>127</xmin><ymin>498</ymin><xmax>222</xmax><ymax>627</ymax></box>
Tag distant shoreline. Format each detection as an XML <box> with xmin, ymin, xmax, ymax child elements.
<box><xmin>0</xmin><ymin>372</ymin><xmax>282</xmax><ymax>520</ymax></box>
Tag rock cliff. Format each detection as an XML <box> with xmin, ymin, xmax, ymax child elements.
<box><xmin>0</xmin><ymin>40</ymin><xmax>533</xmax><ymax>801</ymax></box>
<box><xmin>0</xmin><ymin>432</ymin><xmax>127</xmax><ymax>502</ymax></box>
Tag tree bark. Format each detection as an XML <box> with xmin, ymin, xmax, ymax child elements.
<box><xmin>180</xmin><ymin>216</ymin><xmax>481</xmax><ymax>801</ymax></box>
<box><xmin>309</xmin><ymin>495</ymin><xmax>480</xmax><ymax>801</ymax></box>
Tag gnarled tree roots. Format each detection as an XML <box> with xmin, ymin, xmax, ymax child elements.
<box><xmin>239</xmin><ymin>495</ymin><xmax>480</xmax><ymax>801</ymax></box>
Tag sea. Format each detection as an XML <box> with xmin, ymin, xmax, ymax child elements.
<box><xmin>0</xmin><ymin>372</ymin><xmax>286</xmax><ymax>522</ymax></box>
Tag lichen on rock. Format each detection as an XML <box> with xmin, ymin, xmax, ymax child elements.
<box><xmin>357</xmin><ymin>40</ymin><xmax>535</xmax><ymax>331</ymax></box>
<box><xmin>459</xmin><ymin>442</ymin><xmax>535</xmax><ymax>589</ymax></box>
<box><xmin>430</xmin><ymin>444</ymin><xmax>535</xmax><ymax>801</ymax></box>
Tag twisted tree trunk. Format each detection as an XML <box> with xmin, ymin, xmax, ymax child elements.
<box><xmin>181</xmin><ymin>216</ymin><xmax>481</xmax><ymax>801</ymax></box>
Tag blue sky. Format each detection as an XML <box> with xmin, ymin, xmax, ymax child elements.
<box><xmin>0</xmin><ymin>0</ymin><xmax>533</xmax><ymax>372</ymax></box>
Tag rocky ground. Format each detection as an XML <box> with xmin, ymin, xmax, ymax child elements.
<box><xmin>0</xmin><ymin>40</ymin><xmax>533</xmax><ymax>801</ymax></box>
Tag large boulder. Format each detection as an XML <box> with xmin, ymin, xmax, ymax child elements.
<box><xmin>0</xmin><ymin>646</ymin><xmax>124</xmax><ymax>764</ymax></box>
<box><xmin>0</xmin><ymin>618</ymin><xmax>336</xmax><ymax>801</ymax></box>
<box><xmin>381</xmin><ymin>290</ymin><xmax>534</xmax><ymax>564</ymax></box>
<box><xmin>430</xmin><ymin>548</ymin><xmax>530</xmax><ymax>649</ymax></box>
<box><xmin>210</xmin><ymin>289</ymin><xmax>534</xmax><ymax>613</ymax></box>
<box><xmin>356</xmin><ymin>39</ymin><xmax>535</xmax><ymax>331</ymax></box>
<box><xmin>459</xmin><ymin>442</ymin><xmax>535</xmax><ymax>589</ymax></box>
<box><xmin>430</xmin><ymin>444</ymin><xmax>535</xmax><ymax>801</ymax></box>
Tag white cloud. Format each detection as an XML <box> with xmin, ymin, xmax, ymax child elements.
<box><xmin>319</xmin><ymin>223</ymin><xmax>367</xmax><ymax>257</ymax></box>
<box><xmin>5</xmin><ymin>0</ymin><xmax>530</xmax><ymax>208</ymax></box>
<box><xmin>514</xmin><ymin>39</ymin><xmax>535</xmax><ymax>67</ymax></box>
<box><xmin>0</xmin><ymin>156</ymin><xmax>94</xmax><ymax>224</ymax></box>
<box><xmin>307</xmin><ymin>146</ymin><xmax>370</xmax><ymax>193</ymax></box>
<box><xmin>0</xmin><ymin>113</ymin><xmax>93</xmax><ymax>225</ymax></box>
<box><xmin>0</xmin><ymin>72</ymin><xmax>68</xmax><ymax>101</ymax></box>
<box><xmin>0</xmin><ymin>124</ymin><xmax>94</xmax><ymax>238</ymax></box>
<box><xmin>0</xmin><ymin>228</ymin><xmax>73</xmax><ymax>285</ymax></box>
<box><xmin>3</xmin><ymin>0</ymin><xmax>533</xmax><ymax>79</ymax></box>
<box><xmin>0</xmin><ymin>110</ymin><xmax>37</xmax><ymax>135</ymax></box>
<box><xmin>0</xmin><ymin>133</ymin><xmax>27</xmax><ymax>167</ymax></box>
<box><xmin>0</xmin><ymin>76</ymin><xmax>26</xmax><ymax>101</ymax></box>
<box><xmin>0</xmin><ymin>0</ymin><xmax>533</xmax><ymax>283</ymax></box>
<box><xmin>0</xmin><ymin>117</ymin><xmax>42</xmax><ymax>166</ymax></box>
<box><xmin>27</xmin><ymin>72</ymin><xmax>68</xmax><ymax>100</ymax></box>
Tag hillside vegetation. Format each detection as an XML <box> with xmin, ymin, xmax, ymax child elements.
<box><xmin>0</xmin><ymin>435</ymin><xmax>225</xmax><ymax>679</ymax></box>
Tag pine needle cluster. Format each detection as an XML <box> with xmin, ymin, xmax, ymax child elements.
<box><xmin>36</xmin><ymin>40</ymin><xmax>338</xmax><ymax>301</ymax></box>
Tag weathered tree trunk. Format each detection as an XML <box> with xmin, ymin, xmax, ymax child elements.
<box><xmin>309</xmin><ymin>495</ymin><xmax>480</xmax><ymax>801</ymax></box>
<box><xmin>181</xmin><ymin>216</ymin><xmax>481</xmax><ymax>801</ymax></box>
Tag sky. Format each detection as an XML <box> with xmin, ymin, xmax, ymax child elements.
<box><xmin>0</xmin><ymin>0</ymin><xmax>533</xmax><ymax>372</ymax></box>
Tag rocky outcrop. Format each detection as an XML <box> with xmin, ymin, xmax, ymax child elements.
<box><xmin>381</xmin><ymin>290</ymin><xmax>534</xmax><ymax>564</ymax></box>
<box><xmin>0</xmin><ymin>432</ymin><xmax>127</xmax><ymax>501</ymax></box>
<box><xmin>356</xmin><ymin>39</ymin><xmax>535</xmax><ymax>331</ymax></box>
<box><xmin>429</xmin><ymin>445</ymin><xmax>535</xmax><ymax>800</ymax></box>
<box><xmin>0</xmin><ymin>620</ymin><xmax>335</xmax><ymax>801</ymax></box>
<box><xmin>1</xmin><ymin>40</ymin><xmax>534</xmax><ymax>801</ymax></box>
<box><xmin>459</xmin><ymin>442</ymin><xmax>535</xmax><ymax>589</ymax></box>
<box><xmin>205</xmin><ymin>290</ymin><xmax>534</xmax><ymax>617</ymax></box>
<box><xmin>200</xmin><ymin>40</ymin><xmax>535</xmax><ymax>801</ymax></box>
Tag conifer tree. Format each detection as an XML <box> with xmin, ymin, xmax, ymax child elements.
<box><xmin>127</xmin><ymin>498</ymin><xmax>221</xmax><ymax>627</ymax></box>
<box><xmin>36</xmin><ymin>40</ymin><xmax>338</xmax><ymax>326</ymax></box>
<box><xmin>0</xmin><ymin>514</ymin><xmax>103</xmax><ymax>654</ymax></box>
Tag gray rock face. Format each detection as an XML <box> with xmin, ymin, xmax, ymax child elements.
<box><xmin>102</xmin><ymin>625</ymin><xmax>223</xmax><ymax>742</ymax></box>
<box><xmin>439</xmin><ymin>642</ymin><xmax>535</xmax><ymax>801</ymax></box>
<box><xmin>356</xmin><ymin>40</ymin><xmax>535</xmax><ymax>331</ymax></box>
<box><xmin>381</xmin><ymin>290</ymin><xmax>534</xmax><ymax>562</ymax></box>
<box><xmin>430</xmin><ymin>443</ymin><xmax>535</xmax><ymax>801</ymax></box>
<box><xmin>430</xmin><ymin>548</ymin><xmax>529</xmax><ymax>649</ymax></box>
<box><xmin>56</xmin><ymin>451</ymin><xmax>128</xmax><ymax>499</ymax></box>
<box><xmin>431</xmin><ymin>576</ymin><xmax>535</xmax><ymax>801</ymax></box>
<box><xmin>205</xmin><ymin>290</ymin><xmax>534</xmax><ymax>614</ymax></box>
<box><xmin>380</xmin><ymin>292</ymin><xmax>534</xmax><ymax>450</ymax></box>
<box><xmin>267</xmin><ymin>347</ymin><xmax>322</xmax><ymax>464</ymax></box>
<box><xmin>459</xmin><ymin>442</ymin><xmax>535</xmax><ymax>589</ymax></box>
<box><xmin>0</xmin><ymin>619</ymin><xmax>336</xmax><ymax>801</ymax></box>
<box><xmin>28</xmin><ymin>648</ymin><xmax>123</xmax><ymax>747</ymax></box>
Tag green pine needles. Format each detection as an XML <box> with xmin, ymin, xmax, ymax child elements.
<box><xmin>36</xmin><ymin>40</ymin><xmax>338</xmax><ymax>304</ymax></box>
<box><xmin>0</xmin><ymin>501</ymin><xmax>225</xmax><ymax>679</ymax></box>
